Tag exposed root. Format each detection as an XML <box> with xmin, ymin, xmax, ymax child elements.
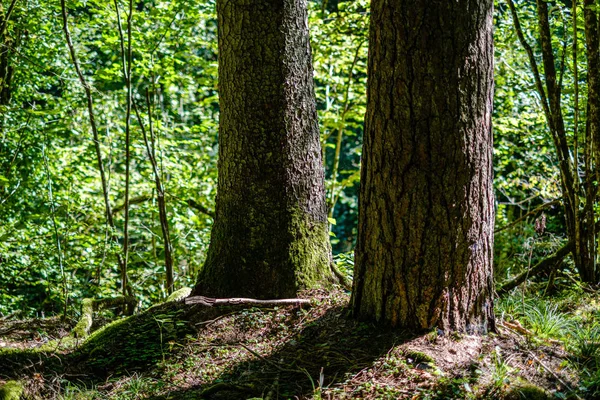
<box><xmin>70</xmin><ymin>296</ymin><xmax>137</xmax><ymax>339</ymax></box>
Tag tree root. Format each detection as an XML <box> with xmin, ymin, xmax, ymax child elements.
<box><xmin>330</xmin><ymin>262</ymin><xmax>352</xmax><ymax>290</ymax></box>
<box><xmin>70</xmin><ymin>296</ymin><xmax>136</xmax><ymax>339</ymax></box>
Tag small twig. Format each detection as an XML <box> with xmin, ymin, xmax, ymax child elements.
<box><xmin>194</xmin><ymin>311</ymin><xmax>238</xmax><ymax>327</ymax></box>
<box><xmin>184</xmin><ymin>197</ymin><xmax>215</xmax><ymax>218</ymax></box>
<box><xmin>199</xmin><ymin>382</ymin><xmax>256</xmax><ymax>397</ymax></box>
<box><xmin>0</xmin><ymin>326</ymin><xmax>16</xmax><ymax>336</ymax></box>
<box><xmin>0</xmin><ymin>310</ymin><xmax>21</xmax><ymax>321</ymax></box>
<box><xmin>0</xmin><ymin>0</ymin><xmax>19</xmax><ymax>34</ymax></box>
<box><xmin>495</xmin><ymin>200</ymin><xmax>559</xmax><ymax>233</ymax></box>
<box><xmin>237</xmin><ymin>343</ymin><xmax>291</xmax><ymax>372</ymax></box>
<box><xmin>527</xmin><ymin>351</ymin><xmax>582</xmax><ymax>399</ymax></box>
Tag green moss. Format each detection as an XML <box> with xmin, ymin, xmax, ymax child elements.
<box><xmin>0</xmin><ymin>380</ymin><xmax>23</xmax><ymax>400</ymax></box>
<box><xmin>72</xmin><ymin>298</ymin><xmax>95</xmax><ymax>338</ymax></box>
<box><xmin>504</xmin><ymin>383</ymin><xmax>550</xmax><ymax>400</ymax></box>
<box><xmin>403</xmin><ymin>350</ymin><xmax>435</xmax><ymax>365</ymax></box>
<box><xmin>74</xmin><ymin>302</ymin><xmax>194</xmax><ymax>375</ymax></box>
<box><xmin>164</xmin><ymin>287</ymin><xmax>192</xmax><ymax>303</ymax></box>
<box><xmin>287</xmin><ymin>206</ymin><xmax>333</xmax><ymax>290</ymax></box>
<box><xmin>0</xmin><ymin>301</ymin><xmax>191</xmax><ymax>378</ymax></box>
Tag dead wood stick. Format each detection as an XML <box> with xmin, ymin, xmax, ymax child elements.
<box><xmin>500</xmin><ymin>321</ymin><xmax>562</xmax><ymax>345</ymax></box>
<box><xmin>495</xmin><ymin>199</ymin><xmax>560</xmax><ymax>233</ymax></box>
<box><xmin>0</xmin><ymin>310</ymin><xmax>21</xmax><ymax>321</ymax></box>
<box><xmin>0</xmin><ymin>326</ymin><xmax>16</xmax><ymax>336</ymax></box>
<box><xmin>497</xmin><ymin>242</ymin><xmax>572</xmax><ymax>296</ymax></box>
<box><xmin>237</xmin><ymin>343</ymin><xmax>291</xmax><ymax>372</ymax></box>
<box><xmin>199</xmin><ymin>382</ymin><xmax>256</xmax><ymax>397</ymax></box>
<box><xmin>527</xmin><ymin>351</ymin><xmax>581</xmax><ymax>399</ymax></box>
<box><xmin>185</xmin><ymin>296</ymin><xmax>311</xmax><ymax>307</ymax></box>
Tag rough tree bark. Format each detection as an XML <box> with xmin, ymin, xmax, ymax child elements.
<box><xmin>0</xmin><ymin>3</ymin><xmax>14</xmax><ymax>108</ymax></box>
<box><xmin>193</xmin><ymin>0</ymin><xmax>333</xmax><ymax>299</ymax></box>
<box><xmin>351</xmin><ymin>0</ymin><xmax>496</xmax><ymax>332</ymax></box>
<box><xmin>583</xmin><ymin>0</ymin><xmax>600</xmax><ymax>284</ymax></box>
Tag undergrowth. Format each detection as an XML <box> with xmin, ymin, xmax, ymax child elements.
<box><xmin>1</xmin><ymin>287</ymin><xmax>599</xmax><ymax>399</ymax></box>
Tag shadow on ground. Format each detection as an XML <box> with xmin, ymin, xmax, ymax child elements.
<box><xmin>147</xmin><ymin>306</ymin><xmax>416</xmax><ymax>400</ymax></box>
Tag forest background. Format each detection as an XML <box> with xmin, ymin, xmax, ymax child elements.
<box><xmin>0</xmin><ymin>0</ymin><xmax>582</xmax><ymax>323</ymax></box>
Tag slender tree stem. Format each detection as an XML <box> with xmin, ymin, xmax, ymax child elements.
<box><xmin>131</xmin><ymin>92</ymin><xmax>174</xmax><ymax>295</ymax></box>
<box><xmin>60</xmin><ymin>0</ymin><xmax>128</xmax><ymax>292</ymax></box>
<box><xmin>584</xmin><ymin>0</ymin><xmax>600</xmax><ymax>282</ymax></box>
<box><xmin>42</xmin><ymin>133</ymin><xmax>68</xmax><ymax>319</ymax></box>
<box><xmin>0</xmin><ymin>0</ymin><xmax>19</xmax><ymax>34</ymax></box>
<box><xmin>573</xmin><ymin>0</ymin><xmax>582</xmax><ymax>285</ymax></box>
<box><xmin>327</xmin><ymin>40</ymin><xmax>364</xmax><ymax>223</ymax></box>
<box><xmin>113</xmin><ymin>0</ymin><xmax>133</xmax><ymax>295</ymax></box>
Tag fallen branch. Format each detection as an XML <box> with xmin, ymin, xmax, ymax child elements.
<box><xmin>527</xmin><ymin>351</ymin><xmax>582</xmax><ymax>399</ymax></box>
<box><xmin>500</xmin><ymin>320</ymin><xmax>562</xmax><ymax>346</ymax></box>
<box><xmin>185</xmin><ymin>296</ymin><xmax>311</xmax><ymax>307</ymax></box>
<box><xmin>495</xmin><ymin>199</ymin><xmax>560</xmax><ymax>233</ymax></box>
<box><xmin>0</xmin><ymin>310</ymin><xmax>21</xmax><ymax>321</ymax></box>
<box><xmin>500</xmin><ymin>320</ymin><xmax>530</xmax><ymax>336</ymax></box>
<box><xmin>497</xmin><ymin>242</ymin><xmax>572</xmax><ymax>296</ymax></box>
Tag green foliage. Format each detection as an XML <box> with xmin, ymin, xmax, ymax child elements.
<box><xmin>490</xmin><ymin>347</ymin><xmax>511</xmax><ymax>390</ymax></box>
<box><xmin>571</xmin><ymin>323</ymin><xmax>600</xmax><ymax>362</ymax></box>
<box><xmin>523</xmin><ymin>300</ymin><xmax>572</xmax><ymax>339</ymax></box>
<box><xmin>310</xmin><ymin>0</ymin><xmax>368</xmax><ymax>252</ymax></box>
<box><xmin>0</xmin><ymin>0</ymin><xmax>371</xmax><ymax>317</ymax></box>
<box><xmin>332</xmin><ymin>250</ymin><xmax>354</xmax><ymax>282</ymax></box>
<box><xmin>0</xmin><ymin>0</ymin><xmax>218</xmax><ymax>316</ymax></box>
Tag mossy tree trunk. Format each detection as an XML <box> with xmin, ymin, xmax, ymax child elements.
<box><xmin>351</xmin><ymin>0</ymin><xmax>496</xmax><ymax>332</ymax></box>
<box><xmin>193</xmin><ymin>0</ymin><xmax>332</xmax><ymax>299</ymax></box>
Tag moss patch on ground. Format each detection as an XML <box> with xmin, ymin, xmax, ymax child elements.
<box><xmin>0</xmin><ymin>381</ymin><xmax>23</xmax><ymax>400</ymax></box>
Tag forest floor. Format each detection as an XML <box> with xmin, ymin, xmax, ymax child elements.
<box><xmin>0</xmin><ymin>287</ymin><xmax>597</xmax><ymax>399</ymax></box>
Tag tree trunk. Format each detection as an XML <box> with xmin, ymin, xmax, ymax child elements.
<box><xmin>193</xmin><ymin>0</ymin><xmax>332</xmax><ymax>299</ymax></box>
<box><xmin>583</xmin><ymin>0</ymin><xmax>600</xmax><ymax>284</ymax></box>
<box><xmin>0</xmin><ymin>6</ymin><xmax>13</xmax><ymax>108</ymax></box>
<box><xmin>351</xmin><ymin>0</ymin><xmax>496</xmax><ymax>332</ymax></box>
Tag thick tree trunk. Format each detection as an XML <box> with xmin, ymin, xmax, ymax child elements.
<box><xmin>193</xmin><ymin>0</ymin><xmax>332</xmax><ymax>299</ymax></box>
<box><xmin>351</xmin><ymin>0</ymin><xmax>495</xmax><ymax>332</ymax></box>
